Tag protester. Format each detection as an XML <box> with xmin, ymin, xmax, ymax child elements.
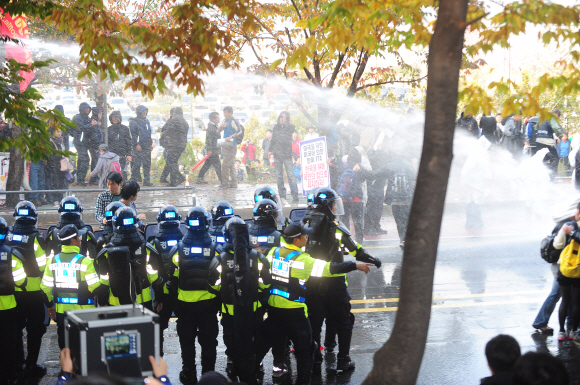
<box><xmin>89</xmin><ymin>144</ymin><xmax>120</xmax><ymax>189</ymax></box>
<box><xmin>28</xmin><ymin>159</ymin><xmax>46</xmax><ymax>207</ymax></box>
<box><xmin>95</xmin><ymin>171</ymin><xmax>124</xmax><ymax>228</ymax></box>
<box><xmin>501</xmin><ymin>113</ymin><xmax>524</xmax><ymax>158</ymax></box>
<box><xmin>480</xmin><ymin>334</ymin><xmax>521</xmax><ymax>385</ymax></box>
<box><xmin>262</xmin><ymin>129</ymin><xmax>273</xmax><ymax>166</ymax></box>
<box><xmin>480</xmin><ymin>113</ymin><xmax>498</xmax><ymax>144</ymax></box>
<box><xmin>456</xmin><ymin>110</ymin><xmax>479</xmax><ymax>139</ymax></box>
<box><xmin>291</xmin><ymin>131</ymin><xmax>301</xmax><ymax>158</ymax></box>
<box><xmin>72</xmin><ymin>102</ymin><xmax>98</xmax><ymax>186</ymax></box>
<box><xmin>196</xmin><ymin>111</ymin><xmax>223</xmax><ymax>184</ymax></box>
<box><xmin>130</xmin><ymin>105</ymin><xmax>153</xmax><ymax>186</ymax></box>
<box><xmin>107</xmin><ymin>110</ymin><xmax>132</xmax><ymax>180</ymax></box>
<box><xmin>218</xmin><ymin>106</ymin><xmax>242</xmax><ymax>188</ymax></box>
<box><xmin>45</xmin><ymin>128</ymin><xmax>67</xmax><ymax>206</ymax></box>
<box><xmin>88</xmin><ymin>107</ymin><xmax>104</xmax><ymax>185</ymax></box>
<box><xmin>303</xmin><ymin>125</ymin><xmax>319</xmax><ymax>141</ymax></box>
<box><xmin>240</xmin><ymin>138</ymin><xmax>256</xmax><ymax>179</ymax></box>
<box><xmin>235</xmin><ymin>159</ymin><xmax>245</xmax><ymax>182</ymax></box>
<box><xmin>120</xmin><ymin>180</ymin><xmax>147</xmax><ymax>227</ymax></box>
<box><xmin>159</xmin><ymin>106</ymin><xmax>188</xmax><ymax>186</ymax></box>
<box><xmin>341</xmin><ymin>147</ymin><xmax>370</xmax><ymax>244</ymax></box>
<box><xmin>269</xmin><ymin>111</ymin><xmax>299</xmax><ymax>202</ymax></box>
<box><xmin>557</xmin><ymin>133</ymin><xmax>571</xmax><ymax>172</ymax></box>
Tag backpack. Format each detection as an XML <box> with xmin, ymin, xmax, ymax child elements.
<box><xmin>235</xmin><ymin>120</ymin><xmax>245</xmax><ymax>143</ymax></box>
<box><xmin>106</xmin><ymin>157</ymin><xmax>122</xmax><ymax>174</ymax></box>
<box><xmin>540</xmin><ymin>221</ymin><xmax>567</xmax><ymax>263</ymax></box>
<box><xmin>560</xmin><ymin>239</ymin><xmax>580</xmax><ymax>278</ymax></box>
<box><xmin>392</xmin><ymin>174</ymin><xmax>409</xmax><ymax>196</ymax></box>
<box><xmin>337</xmin><ymin>168</ymin><xmax>357</xmax><ymax>201</ymax></box>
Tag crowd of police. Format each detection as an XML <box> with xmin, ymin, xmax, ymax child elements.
<box><xmin>0</xmin><ymin>185</ymin><xmax>381</xmax><ymax>385</ymax></box>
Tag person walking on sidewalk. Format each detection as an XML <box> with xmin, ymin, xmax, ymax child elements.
<box><xmin>160</xmin><ymin>107</ymin><xmax>188</xmax><ymax>186</ymax></box>
<box><xmin>196</xmin><ymin>112</ymin><xmax>222</xmax><ymax>184</ymax></box>
<box><xmin>130</xmin><ymin>105</ymin><xmax>153</xmax><ymax>186</ymax></box>
<box><xmin>218</xmin><ymin>106</ymin><xmax>242</xmax><ymax>189</ymax></box>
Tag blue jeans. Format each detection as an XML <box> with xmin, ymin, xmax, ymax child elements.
<box><xmin>29</xmin><ymin>161</ymin><xmax>45</xmax><ymax>199</ymax></box>
<box><xmin>532</xmin><ymin>264</ymin><xmax>561</xmax><ymax>329</ymax></box>
<box><xmin>274</xmin><ymin>156</ymin><xmax>298</xmax><ymax>198</ymax></box>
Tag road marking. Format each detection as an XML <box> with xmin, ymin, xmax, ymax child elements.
<box><xmin>350</xmin><ymin>290</ymin><xmax>546</xmax><ymax>304</ymax></box>
<box><xmin>351</xmin><ymin>298</ymin><xmax>543</xmax><ymax>313</ymax></box>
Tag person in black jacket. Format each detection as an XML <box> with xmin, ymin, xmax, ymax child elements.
<box><xmin>160</xmin><ymin>107</ymin><xmax>188</xmax><ymax>186</ymax></box>
<box><xmin>456</xmin><ymin>110</ymin><xmax>479</xmax><ymax>139</ymax></box>
<box><xmin>269</xmin><ymin>111</ymin><xmax>299</xmax><ymax>202</ymax></box>
<box><xmin>196</xmin><ymin>111</ymin><xmax>223</xmax><ymax>184</ymax></box>
<box><xmin>88</xmin><ymin>107</ymin><xmax>104</xmax><ymax>185</ymax></box>
<box><xmin>107</xmin><ymin>110</ymin><xmax>133</xmax><ymax>180</ymax></box>
<box><xmin>44</xmin><ymin>129</ymin><xmax>67</xmax><ymax>206</ymax></box>
<box><xmin>480</xmin><ymin>335</ymin><xmax>521</xmax><ymax>385</ymax></box>
<box><xmin>72</xmin><ymin>102</ymin><xmax>98</xmax><ymax>186</ymax></box>
<box><xmin>480</xmin><ymin>113</ymin><xmax>498</xmax><ymax>144</ymax></box>
<box><xmin>130</xmin><ymin>105</ymin><xmax>153</xmax><ymax>186</ymax></box>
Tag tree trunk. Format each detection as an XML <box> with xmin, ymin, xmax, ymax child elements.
<box><xmin>6</xmin><ymin>125</ymin><xmax>24</xmax><ymax>207</ymax></box>
<box><xmin>362</xmin><ymin>1</ymin><xmax>468</xmax><ymax>384</ymax></box>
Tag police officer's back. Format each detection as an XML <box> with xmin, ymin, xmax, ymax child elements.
<box><xmin>0</xmin><ymin>217</ymin><xmax>27</xmax><ymax>383</ymax></box>
<box><xmin>96</xmin><ymin>201</ymin><xmax>125</xmax><ymax>251</ymax></box>
<box><xmin>46</xmin><ymin>197</ymin><xmax>97</xmax><ymax>260</ymax></box>
<box><xmin>208</xmin><ymin>201</ymin><xmax>234</xmax><ymax>253</ymax></box>
<box><xmin>169</xmin><ymin>207</ymin><xmax>220</xmax><ymax>385</ymax></box>
<box><xmin>7</xmin><ymin>201</ymin><xmax>49</xmax><ymax>376</ymax></box>
<box><xmin>249</xmin><ymin>199</ymin><xmax>282</xmax><ymax>255</ymax></box>
<box><xmin>40</xmin><ymin>224</ymin><xmax>102</xmax><ymax>349</ymax></box>
<box><xmin>97</xmin><ymin>206</ymin><xmax>164</xmax><ymax>309</ymax></box>
<box><xmin>253</xmin><ymin>186</ymin><xmax>285</xmax><ymax>230</ymax></box>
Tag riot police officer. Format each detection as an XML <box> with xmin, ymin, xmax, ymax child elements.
<box><xmin>7</xmin><ymin>201</ymin><xmax>48</xmax><ymax>377</ymax></box>
<box><xmin>40</xmin><ymin>224</ymin><xmax>102</xmax><ymax>349</ymax></box>
<box><xmin>169</xmin><ymin>207</ymin><xmax>220</xmax><ymax>385</ymax></box>
<box><xmin>0</xmin><ymin>217</ymin><xmax>27</xmax><ymax>384</ymax></box>
<box><xmin>96</xmin><ymin>201</ymin><xmax>125</xmax><ymax>250</ymax></box>
<box><xmin>208</xmin><ymin>201</ymin><xmax>234</xmax><ymax>253</ymax></box>
<box><xmin>215</xmin><ymin>217</ymin><xmax>271</xmax><ymax>384</ymax></box>
<box><xmin>150</xmin><ymin>205</ymin><xmax>184</xmax><ymax>356</ymax></box>
<box><xmin>254</xmin><ymin>221</ymin><xmax>372</xmax><ymax>385</ymax></box>
<box><xmin>302</xmin><ymin>187</ymin><xmax>381</xmax><ymax>371</ymax></box>
<box><xmin>97</xmin><ymin>206</ymin><xmax>164</xmax><ymax>310</ymax></box>
<box><xmin>45</xmin><ymin>197</ymin><xmax>98</xmax><ymax>260</ymax></box>
<box><xmin>253</xmin><ymin>186</ymin><xmax>285</xmax><ymax>230</ymax></box>
<box><xmin>249</xmin><ymin>199</ymin><xmax>282</xmax><ymax>255</ymax></box>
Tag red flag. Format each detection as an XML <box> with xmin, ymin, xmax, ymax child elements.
<box><xmin>0</xmin><ymin>9</ymin><xmax>33</xmax><ymax>92</ymax></box>
<box><xmin>191</xmin><ymin>154</ymin><xmax>210</xmax><ymax>171</ymax></box>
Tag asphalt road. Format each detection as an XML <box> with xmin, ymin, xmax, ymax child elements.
<box><xmin>28</xmin><ymin>210</ymin><xmax>580</xmax><ymax>385</ymax></box>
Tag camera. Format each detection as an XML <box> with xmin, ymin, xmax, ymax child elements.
<box><xmin>65</xmin><ymin>304</ymin><xmax>160</xmax><ymax>379</ymax></box>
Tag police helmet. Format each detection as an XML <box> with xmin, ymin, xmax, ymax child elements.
<box><xmin>254</xmin><ymin>186</ymin><xmax>278</xmax><ymax>203</ymax></box>
<box><xmin>211</xmin><ymin>201</ymin><xmax>234</xmax><ymax>221</ymax></box>
<box><xmin>113</xmin><ymin>206</ymin><xmax>139</xmax><ymax>232</ymax></box>
<box><xmin>157</xmin><ymin>205</ymin><xmax>181</xmax><ymax>225</ymax></box>
<box><xmin>0</xmin><ymin>217</ymin><xmax>8</xmax><ymax>242</ymax></box>
<box><xmin>222</xmin><ymin>217</ymin><xmax>246</xmax><ymax>243</ymax></box>
<box><xmin>13</xmin><ymin>201</ymin><xmax>38</xmax><ymax>224</ymax></box>
<box><xmin>185</xmin><ymin>207</ymin><xmax>210</xmax><ymax>231</ymax></box>
<box><xmin>307</xmin><ymin>187</ymin><xmax>320</xmax><ymax>207</ymax></box>
<box><xmin>104</xmin><ymin>202</ymin><xmax>124</xmax><ymax>225</ymax></box>
<box><xmin>311</xmin><ymin>187</ymin><xmax>344</xmax><ymax>216</ymax></box>
<box><xmin>58</xmin><ymin>224</ymin><xmax>84</xmax><ymax>243</ymax></box>
<box><xmin>253</xmin><ymin>199</ymin><xmax>279</xmax><ymax>221</ymax></box>
<box><xmin>58</xmin><ymin>196</ymin><xmax>83</xmax><ymax>218</ymax></box>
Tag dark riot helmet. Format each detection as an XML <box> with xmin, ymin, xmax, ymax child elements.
<box><xmin>310</xmin><ymin>187</ymin><xmax>344</xmax><ymax>216</ymax></box>
<box><xmin>104</xmin><ymin>202</ymin><xmax>124</xmax><ymax>225</ymax></box>
<box><xmin>211</xmin><ymin>201</ymin><xmax>234</xmax><ymax>221</ymax></box>
<box><xmin>0</xmin><ymin>217</ymin><xmax>7</xmax><ymax>242</ymax></box>
<box><xmin>59</xmin><ymin>196</ymin><xmax>83</xmax><ymax>219</ymax></box>
<box><xmin>113</xmin><ymin>206</ymin><xmax>139</xmax><ymax>232</ymax></box>
<box><xmin>13</xmin><ymin>201</ymin><xmax>38</xmax><ymax>225</ymax></box>
<box><xmin>307</xmin><ymin>187</ymin><xmax>320</xmax><ymax>207</ymax></box>
<box><xmin>222</xmin><ymin>217</ymin><xmax>246</xmax><ymax>244</ymax></box>
<box><xmin>157</xmin><ymin>205</ymin><xmax>181</xmax><ymax>225</ymax></box>
<box><xmin>254</xmin><ymin>186</ymin><xmax>278</xmax><ymax>203</ymax></box>
<box><xmin>185</xmin><ymin>207</ymin><xmax>210</xmax><ymax>231</ymax></box>
<box><xmin>253</xmin><ymin>199</ymin><xmax>278</xmax><ymax>221</ymax></box>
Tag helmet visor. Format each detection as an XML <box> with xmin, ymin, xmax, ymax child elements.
<box><xmin>330</xmin><ymin>197</ymin><xmax>345</xmax><ymax>216</ymax></box>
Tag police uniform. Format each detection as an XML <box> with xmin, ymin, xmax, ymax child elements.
<box><xmin>45</xmin><ymin>197</ymin><xmax>98</xmax><ymax>261</ymax></box>
<box><xmin>39</xmin><ymin>225</ymin><xmax>102</xmax><ymax>349</ymax></box>
<box><xmin>0</xmin><ymin>217</ymin><xmax>27</xmax><ymax>384</ymax></box>
<box><xmin>150</xmin><ymin>206</ymin><xmax>184</xmax><ymax>356</ymax></box>
<box><xmin>96</xmin><ymin>201</ymin><xmax>125</xmax><ymax>252</ymax></box>
<box><xmin>302</xmin><ymin>188</ymin><xmax>380</xmax><ymax>370</ymax></box>
<box><xmin>169</xmin><ymin>207</ymin><xmax>220</xmax><ymax>385</ymax></box>
<box><xmin>97</xmin><ymin>207</ymin><xmax>164</xmax><ymax>310</ymax></box>
<box><xmin>254</xmin><ymin>222</ymin><xmax>361</xmax><ymax>385</ymax></box>
<box><xmin>215</xmin><ymin>217</ymin><xmax>271</xmax><ymax>384</ymax></box>
<box><xmin>7</xmin><ymin>201</ymin><xmax>49</xmax><ymax>375</ymax></box>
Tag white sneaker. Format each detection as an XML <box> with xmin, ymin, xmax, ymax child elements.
<box><xmin>558</xmin><ymin>331</ymin><xmax>567</xmax><ymax>341</ymax></box>
<box><xmin>569</xmin><ymin>330</ymin><xmax>577</xmax><ymax>340</ymax></box>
